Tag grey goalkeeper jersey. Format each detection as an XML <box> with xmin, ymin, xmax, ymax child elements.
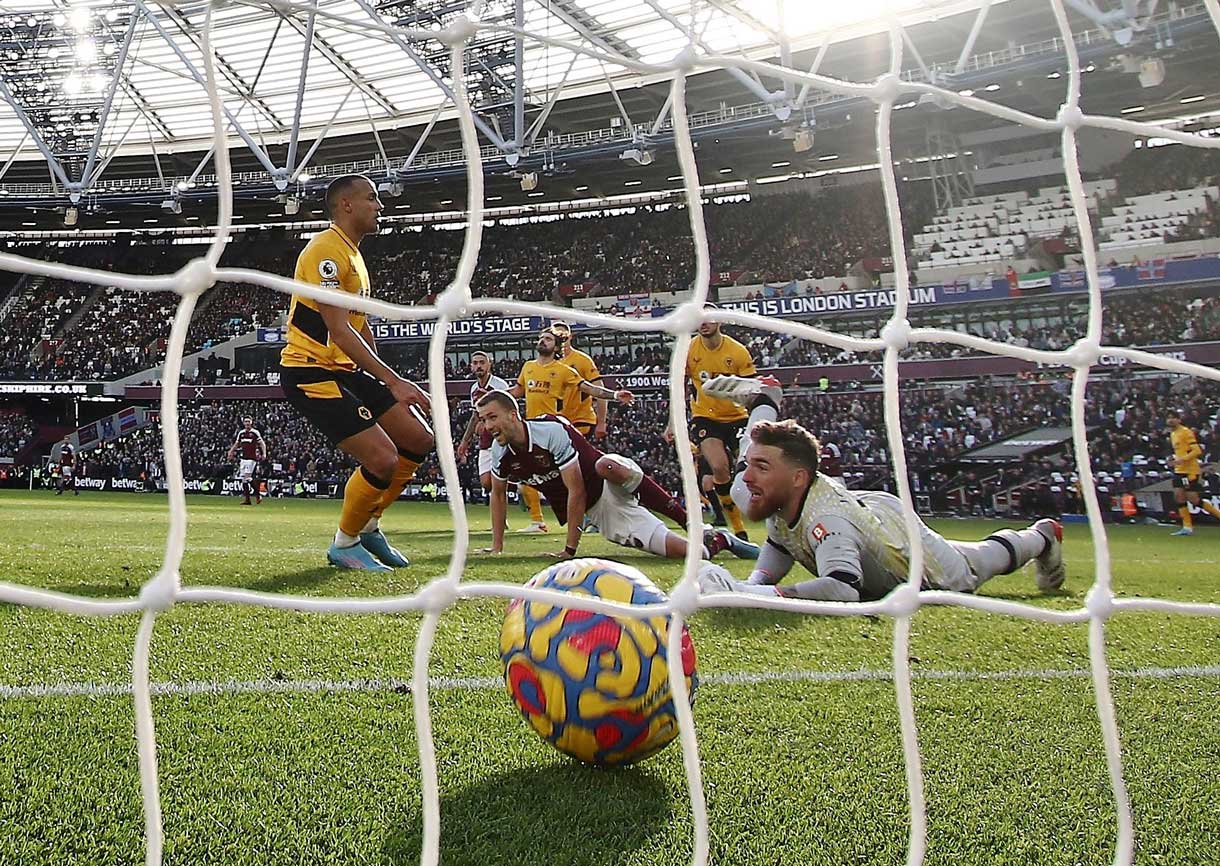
<box><xmin>765</xmin><ymin>476</ymin><xmax>962</xmax><ymax>600</ymax></box>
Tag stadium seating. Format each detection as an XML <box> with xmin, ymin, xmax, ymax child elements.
<box><xmin>1099</xmin><ymin>186</ymin><xmax>1219</xmax><ymax>249</ymax></box>
<box><xmin>3</xmin><ymin>154</ymin><xmax>1220</xmax><ymax>383</ymax></box>
<box><xmin>913</xmin><ymin>181</ymin><xmax>1115</xmax><ymax>269</ymax></box>
<box><xmin>0</xmin><ymin>409</ymin><xmax>36</xmax><ymax>461</ymax></box>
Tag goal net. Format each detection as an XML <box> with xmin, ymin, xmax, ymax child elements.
<box><xmin>2</xmin><ymin>2</ymin><xmax>1220</xmax><ymax>865</ymax></box>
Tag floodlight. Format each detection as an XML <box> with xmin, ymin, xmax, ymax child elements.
<box><xmin>1138</xmin><ymin>57</ymin><xmax>1165</xmax><ymax>88</ymax></box>
<box><xmin>621</xmin><ymin>148</ymin><xmax>654</xmax><ymax>166</ymax></box>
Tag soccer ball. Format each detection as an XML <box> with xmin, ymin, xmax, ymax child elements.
<box><xmin>499</xmin><ymin>558</ymin><xmax>698</xmax><ymax>766</ymax></box>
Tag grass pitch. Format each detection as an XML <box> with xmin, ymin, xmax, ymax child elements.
<box><xmin>0</xmin><ymin>490</ymin><xmax>1217</xmax><ymax>866</ymax></box>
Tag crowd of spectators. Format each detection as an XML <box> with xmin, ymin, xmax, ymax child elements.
<box><xmin>0</xmin><ymin>409</ymin><xmax>36</xmax><ymax>461</ymax></box>
<box><xmin>0</xmin><ymin>184</ymin><xmax>926</xmax><ymax>381</ymax></box>
<box><xmin>1105</xmin><ymin>143</ymin><xmax>1220</xmax><ymax>200</ymax></box>
<box><xmin>1</xmin><ymin>147</ymin><xmax>1217</xmax><ymax>384</ymax></box>
<box><xmin>58</xmin><ymin>370</ymin><xmax>1218</xmax><ymax>521</ymax></box>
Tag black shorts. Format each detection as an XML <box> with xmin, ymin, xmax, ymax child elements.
<box><xmin>1172</xmin><ymin>473</ymin><xmax>1204</xmax><ymax>493</ymax></box>
<box><xmin>690</xmin><ymin>417</ymin><xmax>746</xmax><ymax>454</ymax></box>
<box><xmin>279</xmin><ymin>365</ymin><xmax>398</xmax><ymax>446</ymax></box>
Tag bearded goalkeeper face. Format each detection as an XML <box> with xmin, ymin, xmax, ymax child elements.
<box><xmin>739</xmin><ymin>421</ymin><xmax>820</xmax><ymax>523</ymax></box>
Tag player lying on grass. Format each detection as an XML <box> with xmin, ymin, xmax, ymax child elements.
<box><xmin>698</xmin><ymin>419</ymin><xmax>1065</xmax><ymax>601</ymax></box>
<box><xmin>475</xmin><ymin>390</ymin><xmax>758</xmax><ymax>562</ymax></box>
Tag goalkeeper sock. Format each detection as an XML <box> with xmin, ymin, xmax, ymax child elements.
<box><xmin>1180</xmin><ymin>506</ymin><xmax>1194</xmax><ymax>530</ymax></box>
<box><xmin>716</xmin><ymin>480</ymin><xmax>746</xmax><ymax>535</ymax></box>
<box><xmin>339</xmin><ymin>466</ymin><xmax>390</xmax><ymax>539</ymax></box>
<box><xmin>523</xmin><ymin>485</ymin><xmax>544</xmax><ymax>523</ymax></box>
<box><xmin>371</xmin><ymin>452</ymin><xmax>424</xmax><ymax>520</ymax></box>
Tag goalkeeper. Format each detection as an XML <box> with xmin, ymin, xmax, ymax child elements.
<box><xmin>698</xmin><ymin>419</ymin><xmax>1065</xmax><ymax>601</ymax></box>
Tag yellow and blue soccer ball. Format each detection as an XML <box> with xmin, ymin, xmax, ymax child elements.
<box><xmin>499</xmin><ymin>558</ymin><xmax>698</xmax><ymax>766</ymax></box>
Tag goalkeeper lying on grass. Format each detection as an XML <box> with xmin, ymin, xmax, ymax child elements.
<box><xmin>697</xmin><ymin>417</ymin><xmax>1065</xmax><ymax>602</ymax></box>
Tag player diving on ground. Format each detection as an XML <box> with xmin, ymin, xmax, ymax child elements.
<box><xmin>698</xmin><ymin>419</ymin><xmax>1065</xmax><ymax>601</ymax></box>
<box><xmin>475</xmin><ymin>390</ymin><xmax>758</xmax><ymax>562</ymax></box>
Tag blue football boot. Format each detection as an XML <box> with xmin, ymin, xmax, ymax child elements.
<box><xmin>359</xmin><ymin>529</ymin><xmax>411</xmax><ymax>567</ymax></box>
<box><xmin>327</xmin><ymin>540</ymin><xmax>393</xmax><ymax>572</ymax></box>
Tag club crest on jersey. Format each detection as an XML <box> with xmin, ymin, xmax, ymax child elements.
<box><xmin>811</xmin><ymin>522</ymin><xmax>828</xmax><ymax>542</ymax></box>
<box><xmin>318</xmin><ymin>259</ymin><xmax>339</xmax><ymax>280</ymax></box>
<box><xmin>358</xmin><ymin>406</ymin><xmax>372</xmax><ymax>420</ymax></box>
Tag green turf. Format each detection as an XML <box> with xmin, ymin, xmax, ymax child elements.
<box><xmin>0</xmin><ymin>490</ymin><xmax>1217</xmax><ymax>865</ymax></box>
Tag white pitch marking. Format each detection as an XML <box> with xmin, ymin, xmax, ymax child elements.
<box><xmin>1</xmin><ymin>665</ymin><xmax>1217</xmax><ymax>702</ymax></box>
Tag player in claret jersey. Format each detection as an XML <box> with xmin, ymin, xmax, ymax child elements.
<box><xmin>509</xmin><ymin>329</ymin><xmax>635</xmax><ymax>534</ymax></box>
<box><xmin>55</xmin><ymin>436</ymin><xmax>78</xmax><ymax>496</ymax></box>
<box><xmin>475</xmin><ymin>390</ymin><xmax>757</xmax><ymax>562</ymax></box>
<box><xmin>227</xmin><ymin>416</ymin><xmax>267</xmax><ymax>505</ymax></box>
<box><xmin>457</xmin><ymin>351</ymin><xmax>511</xmax><ymax>527</ymax></box>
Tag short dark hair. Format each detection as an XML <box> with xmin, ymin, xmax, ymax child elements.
<box><xmin>749</xmin><ymin>419</ymin><xmax>821</xmax><ymax>473</ymax></box>
<box><xmin>325</xmin><ymin>174</ymin><xmax>371</xmax><ymax>217</ymax></box>
<box><xmin>476</xmin><ymin>389</ymin><xmax>517</xmax><ymax>413</ymax></box>
<box><xmin>1167</xmin><ymin>410</ymin><xmax>1182</xmax><ymax>420</ymax></box>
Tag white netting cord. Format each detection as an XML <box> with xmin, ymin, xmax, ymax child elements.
<box><xmin>0</xmin><ymin>4</ymin><xmax>1219</xmax><ymax>866</ymax></box>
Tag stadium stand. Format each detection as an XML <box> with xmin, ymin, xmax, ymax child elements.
<box><xmin>2</xmin><ymin>151</ymin><xmax>1219</xmax><ymax>384</ymax></box>
<box><xmin>0</xmin><ymin>409</ymin><xmax>36</xmax><ymax>462</ymax></box>
<box><xmin>65</xmin><ymin>372</ymin><xmax>1218</xmax><ymax>520</ymax></box>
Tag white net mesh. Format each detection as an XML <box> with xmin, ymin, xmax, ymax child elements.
<box><xmin>3</xmin><ymin>2</ymin><xmax>1220</xmax><ymax>865</ymax></box>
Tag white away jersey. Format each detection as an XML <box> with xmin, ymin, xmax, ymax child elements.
<box><xmin>765</xmin><ymin>475</ymin><xmax>954</xmax><ymax>600</ymax></box>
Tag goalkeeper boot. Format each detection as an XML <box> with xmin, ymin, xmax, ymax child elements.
<box><xmin>327</xmin><ymin>540</ymin><xmax>393</xmax><ymax>572</ymax></box>
<box><xmin>704</xmin><ymin>527</ymin><xmax>760</xmax><ymax>560</ymax></box>
<box><xmin>1032</xmin><ymin>518</ymin><xmax>1065</xmax><ymax>591</ymax></box>
<box><xmin>360</xmin><ymin>529</ymin><xmax>411</xmax><ymax>568</ymax></box>
<box><xmin>703</xmin><ymin>374</ymin><xmax>783</xmax><ymax>408</ymax></box>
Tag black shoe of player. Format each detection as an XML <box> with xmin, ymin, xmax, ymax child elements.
<box><xmin>734</xmin><ymin>529</ymin><xmax>749</xmax><ymax>541</ymax></box>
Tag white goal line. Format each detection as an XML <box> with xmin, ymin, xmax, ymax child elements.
<box><xmin>3</xmin><ymin>664</ymin><xmax>1217</xmax><ymax>702</ymax></box>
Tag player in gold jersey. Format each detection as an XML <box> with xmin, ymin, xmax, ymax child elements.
<box><xmin>278</xmin><ymin>174</ymin><xmax>434</xmax><ymax>571</ymax></box>
<box><xmin>1167</xmin><ymin>411</ymin><xmax>1220</xmax><ymax>536</ymax></box>
<box><xmin>507</xmin><ymin>330</ymin><xmax>634</xmax><ymax>533</ymax></box>
<box><xmin>664</xmin><ymin>313</ymin><xmax>772</xmax><ymax>540</ymax></box>
<box><xmin>547</xmin><ymin>321</ymin><xmax>606</xmax><ymax>439</ymax></box>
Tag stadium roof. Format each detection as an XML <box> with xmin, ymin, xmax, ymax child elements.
<box><xmin>1</xmin><ymin>0</ymin><xmax>1218</xmax><ymax>228</ymax></box>
<box><xmin>0</xmin><ymin>0</ymin><xmax>995</xmax><ymax>157</ymax></box>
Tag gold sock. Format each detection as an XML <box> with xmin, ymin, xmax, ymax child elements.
<box><xmin>372</xmin><ymin>455</ymin><xmax>422</xmax><ymax>520</ymax></box>
<box><xmin>714</xmin><ymin>481</ymin><xmax>746</xmax><ymax>534</ymax></box>
<box><xmin>1201</xmin><ymin>501</ymin><xmax>1220</xmax><ymax>521</ymax></box>
<box><xmin>340</xmin><ymin>467</ymin><xmax>389</xmax><ymax>538</ymax></box>
<box><xmin>1180</xmin><ymin>506</ymin><xmax>1194</xmax><ymax>530</ymax></box>
<box><xmin>522</xmin><ymin>485</ymin><xmax>544</xmax><ymax>523</ymax></box>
